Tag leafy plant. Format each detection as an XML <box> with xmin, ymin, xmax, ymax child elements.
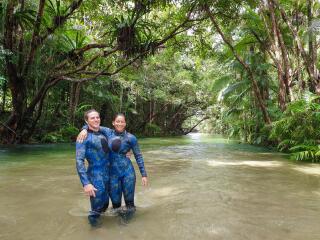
<box><xmin>270</xmin><ymin>93</ymin><xmax>320</xmax><ymax>161</ymax></box>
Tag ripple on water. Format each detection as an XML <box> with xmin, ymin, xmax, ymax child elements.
<box><xmin>68</xmin><ymin>199</ymin><xmax>89</xmax><ymax>217</ymax></box>
<box><xmin>207</xmin><ymin>160</ymin><xmax>283</xmax><ymax>168</ymax></box>
<box><xmin>293</xmin><ymin>165</ymin><xmax>320</xmax><ymax>176</ymax></box>
<box><xmin>146</xmin><ymin>186</ymin><xmax>185</xmax><ymax>197</ymax></box>
<box><xmin>0</xmin><ymin>215</ymin><xmax>17</xmax><ymax>226</ymax></box>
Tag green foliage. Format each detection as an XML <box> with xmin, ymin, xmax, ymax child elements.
<box><xmin>270</xmin><ymin>93</ymin><xmax>320</xmax><ymax>162</ymax></box>
<box><xmin>2</xmin><ymin>0</ymin><xmax>320</xmax><ymax>156</ymax></box>
<box><xmin>41</xmin><ymin>132</ymin><xmax>64</xmax><ymax>143</ymax></box>
<box><xmin>59</xmin><ymin>125</ymin><xmax>79</xmax><ymax>141</ymax></box>
<box><xmin>41</xmin><ymin>125</ymin><xmax>79</xmax><ymax>143</ymax></box>
<box><xmin>290</xmin><ymin>144</ymin><xmax>320</xmax><ymax>163</ymax></box>
<box><xmin>144</xmin><ymin>123</ymin><xmax>162</xmax><ymax>137</ymax></box>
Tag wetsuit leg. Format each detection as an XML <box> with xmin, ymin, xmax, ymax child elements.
<box><xmin>109</xmin><ymin>175</ymin><xmax>122</xmax><ymax>209</ymax></box>
<box><xmin>117</xmin><ymin>167</ymin><xmax>136</xmax><ymax>224</ymax></box>
<box><xmin>122</xmin><ymin>169</ymin><xmax>136</xmax><ymax>208</ymax></box>
<box><xmin>88</xmin><ymin>174</ymin><xmax>109</xmax><ymax>226</ymax></box>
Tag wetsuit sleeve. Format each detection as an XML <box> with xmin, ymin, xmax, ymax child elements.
<box><xmin>130</xmin><ymin>135</ymin><xmax>147</xmax><ymax>177</ymax></box>
<box><xmin>81</xmin><ymin>124</ymin><xmax>111</xmax><ymax>138</ymax></box>
<box><xmin>99</xmin><ymin>126</ymin><xmax>112</xmax><ymax>138</ymax></box>
<box><xmin>76</xmin><ymin>141</ymin><xmax>90</xmax><ymax>186</ymax></box>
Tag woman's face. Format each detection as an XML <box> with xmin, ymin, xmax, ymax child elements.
<box><xmin>113</xmin><ymin>115</ymin><xmax>126</xmax><ymax>133</ymax></box>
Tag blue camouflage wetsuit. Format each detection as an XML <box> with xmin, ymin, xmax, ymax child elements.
<box><xmin>99</xmin><ymin>127</ymin><xmax>147</xmax><ymax>209</ymax></box>
<box><xmin>75</xmin><ymin>129</ymin><xmax>110</xmax><ymax>222</ymax></box>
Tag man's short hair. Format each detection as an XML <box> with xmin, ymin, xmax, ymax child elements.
<box><xmin>84</xmin><ymin>109</ymin><xmax>99</xmax><ymax>121</ymax></box>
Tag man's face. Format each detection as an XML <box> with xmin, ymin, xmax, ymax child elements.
<box><xmin>113</xmin><ymin>115</ymin><xmax>126</xmax><ymax>133</ymax></box>
<box><xmin>86</xmin><ymin>111</ymin><xmax>100</xmax><ymax>130</ymax></box>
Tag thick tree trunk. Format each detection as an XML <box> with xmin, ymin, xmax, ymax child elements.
<box><xmin>276</xmin><ymin>65</ymin><xmax>287</xmax><ymax>111</ymax></box>
<box><xmin>266</xmin><ymin>0</ymin><xmax>292</xmax><ymax>109</ymax></box>
<box><xmin>0</xmin><ymin>75</ymin><xmax>58</xmax><ymax>143</ymax></box>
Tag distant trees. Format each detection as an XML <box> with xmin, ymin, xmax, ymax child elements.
<box><xmin>0</xmin><ymin>0</ymin><xmax>195</xmax><ymax>143</ymax></box>
<box><xmin>195</xmin><ymin>0</ymin><xmax>320</xmax><ymax>160</ymax></box>
<box><xmin>2</xmin><ymin>0</ymin><xmax>320</xmax><ymax>160</ymax></box>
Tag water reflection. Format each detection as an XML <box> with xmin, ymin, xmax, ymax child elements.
<box><xmin>293</xmin><ymin>165</ymin><xmax>320</xmax><ymax>175</ymax></box>
<box><xmin>207</xmin><ymin>160</ymin><xmax>283</xmax><ymax>167</ymax></box>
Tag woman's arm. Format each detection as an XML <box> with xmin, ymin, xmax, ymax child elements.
<box><xmin>77</xmin><ymin>125</ymin><xmax>112</xmax><ymax>143</ymax></box>
<box><xmin>129</xmin><ymin>134</ymin><xmax>148</xmax><ymax>186</ymax></box>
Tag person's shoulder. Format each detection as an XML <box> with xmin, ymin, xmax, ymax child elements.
<box><xmin>100</xmin><ymin>126</ymin><xmax>112</xmax><ymax>132</ymax></box>
<box><xmin>101</xmin><ymin>126</ymin><xmax>111</xmax><ymax>129</ymax></box>
<box><xmin>126</xmin><ymin>131</ymin><xmax>135</xmax><ymax>138</ymax></box>
<box><xmin>126</xmin><ymin>132</ymin><xmax>138</xmax><ymax>143</ymax></box>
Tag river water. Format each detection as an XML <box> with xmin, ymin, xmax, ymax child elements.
<box><xmin>0</xmin><ymin>133</ymin><xmax>320</xmax><ymax>240</ymax></box>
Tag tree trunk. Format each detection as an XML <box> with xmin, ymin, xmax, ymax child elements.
<box><xmin>204</xmin><ymin>5</ymin><xmax>271</xmax><ymax>124</ymax></box>
<box><xmin>308</xmin><ymin>0</ymin><xmax>317</xmax><ymax>88</ymax></box>
<box><xmin>274</xmin><ymin>0</ymin><xmax>319</xmax><ymax>92</ymax></box>
<box><xmin>69</xmin><ymin>82</ymin><xmax>82</xmax><ymax>125</ymax></box>
<box><xmin>1</xmin><ymin>78</ymin><xmax>7</xmax><ymax>113</ymax></box>
<box><xmin>183</xmin><ymin>116</ymin><xmax>209</xmax><ymax>135</ymax></box>
<box><xmin>267</xmin><ymin>0</ymin><xmax>292</xmax><ymax>108</ymax></box>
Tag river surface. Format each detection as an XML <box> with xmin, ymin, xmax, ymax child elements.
<box><xmin>1</xmin><ymin>133</ymin><xmax>320</xmax><ymax>240</ymax></box>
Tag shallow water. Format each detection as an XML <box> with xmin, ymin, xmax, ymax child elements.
<box><xmin>1</xmin><ymin>133</ymin><xmax>320</xmax><ymax>240</ymax></box>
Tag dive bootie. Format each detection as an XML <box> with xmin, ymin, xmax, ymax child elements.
<box><xmin>88</xmin><ymin>213</ymin><xmax>102</xmax><ymax>227</ymax></box>
<box><xmin>118</xmin><ymin>206</ymin><xmax>136</xmax><ymax>225</ymax></box>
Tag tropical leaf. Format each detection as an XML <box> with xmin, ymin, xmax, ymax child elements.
<box><xmin>218</xmin><ymin>80</ymin><xmax>250</xmax><ymax>101</ymax></box>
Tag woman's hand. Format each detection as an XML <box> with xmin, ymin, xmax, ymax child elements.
<box><xmin>83</xmin><ymin>184</ymin><xmax>97</xmax><ymax>197</ymax></box>
<box><xmin>141</xmin><ymin>177</ymin><xmax>148</xmax><ymax>186</ymax></box>
<box><xmin>77</xmin><ymin>129</ymin><xmax>88</xmax><ymax>143</ymax></box>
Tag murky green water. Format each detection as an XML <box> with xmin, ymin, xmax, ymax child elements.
<box><xmin>1</xmin><ymin>133</ymin><xmax>320</xmax><ymax>240</ymax></box>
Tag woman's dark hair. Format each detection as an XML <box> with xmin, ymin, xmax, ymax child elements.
<box><xmin>113</xmin><ymin>113</ymin><xmax>126</xmax><ymax>121</ymax></box>
<box><xmin>84</xmin><ymin>109</ymin><xmax>99</xmax><ymax>121</ymax></box>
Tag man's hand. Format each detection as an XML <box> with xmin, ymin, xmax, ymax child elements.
<box><xmin>126</xmin><ymin>151</ymin><xmax>132</xmax><ymax>159</ymax></box>
<box><xmin>83</xmin><ymin>184</ymin><xmax>97</xmax><ymax>197</ymax></box>
<box><xmin>142</xmin><ymin>177</ymin><xmax>148</xmax><ymax>187</ymax></box>
<box><xmin>77</xmin><ymin>129</ymin><xmax>88</xmax><ymax>143</ymax></box>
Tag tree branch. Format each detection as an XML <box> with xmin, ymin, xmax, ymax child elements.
<box><xmin>203</xmin><ymin>4</ymin><xmax>271</xmax><ymax>124</ymax></box>
<box><xmin>59</xmin><ymin>69</ymin><xmax>107</xmax><ymax>83</ymax></box>
<box><xmin>273</xmin><ymin>0</ymin><xmax>312</xmax><ymax>79</ymax></box>
<box><xmin>40</xmin><ymin>0</ymin><xmax>83</xmax><ymax>42</ymax></box>
<box><xmin>183</xmin><ymin>116</ymin><xmax>209</xmax><ymax>135</ymax></box>
<box><xmin>23</xmin><ymin>0</ymin><xmax>46</xmax><ymax>76</ymax></box>
<box><xmin>24</xmin><ymin>0</ymin><xmax>83</xmax><ymax>75</ymax></box>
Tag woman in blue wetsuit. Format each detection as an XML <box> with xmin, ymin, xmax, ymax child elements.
<box><xmin>78</xmin><ymin>113</ymin><xmax>148</xmax><ymax>212</ymax></box>
<box><xmin>106</xmin><ymin>113</ymin><xmax>148</xmax><ymax>211</ymax></box>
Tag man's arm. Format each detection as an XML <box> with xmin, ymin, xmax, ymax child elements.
<box><xmin>76</xmin><ymin>141</ymin><xmax>90</xmax><ymax>186</ymax></box>
<box><xmin>76</xmin><ymin>141</ymin><xmax>97</xmax><ymax>197</ymax></box>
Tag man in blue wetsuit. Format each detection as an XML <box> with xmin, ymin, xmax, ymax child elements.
<box><xmin>75</xmin><ymin>109</ymin><xmax>110</xmax><ymax>226</ymax></box>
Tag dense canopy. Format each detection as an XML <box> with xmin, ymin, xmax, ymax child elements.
<box><xmin>1</xmin><ymin>0</ymin><xmax>320</xmax><ymax>161</ymax></box>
